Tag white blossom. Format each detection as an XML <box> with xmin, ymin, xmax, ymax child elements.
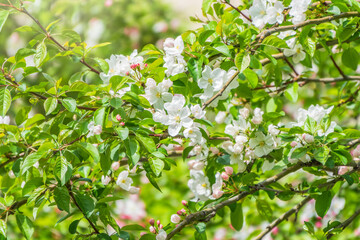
<box><xmin>249</xmin><ymin>0</ymin><xmax>269</xmax><ymax>28</ymax></box>
<box><xmin>143</xmin><ymin>78</ymin><xmax>173</xmax><ymax>109</ymax></box>
<box><xmin>116</xmin><ymin>170</ymin><xmax>133</xmax><ymax>191</ymax></box>
<box><xmin>171</xmin><ymin>214</ymin><xmax>181</xmax><ymax>224</ymax></box>
<box><xmin>188</xmin><ymin>170</ymin><xmax>212</xmax><ymax>201</ymax></box>
<box><xmin>289</xmin><ymin>0</ymin><xmax>311</xmax><ymax>24</ymax></box>
<box><xmin>268</xmin><ymin>124</ymin><xmax>280</xmax><ymax>136</ymax></box>
<box><xmin>0</xmin><ymin>116</ymin><xmax>10</xmax><ymax>124</ymax></box>
<box><xmin>251</xmin><ymin>108</ymin><xmax>264</xmax><ymax>125</ymax></box>
<box><xmin>266</xmin><ymin>1</ymin><xmax>284</xmax><ymax>25</ymax></box>
<box><xmin>249</xmin><ymin>132</ymin><xmax>274</xmax><ymax>157</ymax></box>
<box><xmin>163</xmin><ymin>36</ymin><xmax>184</xmax><ymax>56</ymax></box>
<box><xmin>225</xmin><ymin>117</ymin><xmax>250</xmax><ymax>138</ymax></box>
<box><xmin>101</xmin><ymin>175</ymin><xmax>111</xmax><ymax>185</ymax></box>
<box><xmin>284</xmin><ymin>43</ymin><xmax>306</xmax><ymax>63</ymax></box>
<box><xmin>156</xmin><ymin>229</ymin><xmax>167</xmax><ymax>240</ymax></box>
<box><xmin>87</xmin><ymin>121</ymin><xmax>102</xmax><ymax>137</ymax></box>
<box><xmin>164</xmin><ymin>95</ymin><xmax>193</xmax><ymax>136</ymax></box>
<box><xmin>191</xmin><ymin>104</ymin><xmax>206</xmax><ymax>119</ymax></box>
<box><xmin>164</xmin><ymin>55</ymin><xmax>187</xmax><ymax>76</ymax></box>
<box><xmin>211</xmin><ymin>172</ymin><xmax>224</xmax><ymax>199</ymax></box>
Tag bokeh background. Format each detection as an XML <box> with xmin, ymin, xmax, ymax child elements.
<box><xmin>2</xmin><ymin>0</ymin><xmax>360</xmax><ymax>240</ymax></box>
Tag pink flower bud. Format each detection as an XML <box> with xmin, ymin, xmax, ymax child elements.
<box><xmin>145</xmin><ymin>63</ymin><xmax>148</xmax><ymax>68</ymax></box>
<box><xmin>290</xmin><ymin>141</ymin><xmax>298</xmax><ymax>148</ymax></box>
<box><xmin>177</xmin><ymin>210</ymin><xmax>183</xmax><ymax>216</ymax></box>
<box><xmin>212</xmin><ymin>190</ymin><xmax>224</xmax><ymax>199</ymax></box>
<box><xmin>170</xmin><ymin>214</ymin><xmax>181</xmax><ymax>224</ymax></box>
<box><xmin>315</xmin><ymin>221</ymin><xmax>322</xmax><ymax>228</ymax></box>
<box><xmin>149</xmin><ymin>226</ymin><xmax>156</xmax><ymax>233</ymax></box>
<box><xmin>111</xmin><ymin>161</ymin><xmax>120</xmax><ymax>171</ymax></box>
<box><xmin>272</xmin><ymin>226</ymin><xmax>279</xmax><ymax>235</ymax></box>
<box><xmin>338</xmin><ymin>166</ymin><xmax>352</xmax><ymax>175</ymax></box>
<box><xmin>149</xmin><ymin>218</ymin><xmax>155</xmax><ymax>226</ymax></box>
<box><xmin>116</xmin><ymin>114</ymin><xmax>122</xmax><ymax>121</ymax></box>
<box><xmin>120</xmin><ymin>122</ymin><xmax>125</xmax><ymax>126</ymax></box>
<box><xmin>221</xmin><ymin>172</ymin><xmax>229</xmax><ymax>181</ymax></box>
<box><xmin>157</xmin><ymin>220</ymin><xmax>161</xmax><ymax>226</ymax></box>
<box><xmin>351</xmin><ymin>145</ymin><xmax>360</xmax><ymax>158</ymax></box>
<box><xmin>224</xmin><ymin>166</ymin><xmax>233</xmax><ymax>175</ymax></box>
<box><xmin>181</xmin><ymin>200</ymin><xmax>188</xmax><ymax>206</ymax></box>
<box><xmin>302</xmin><ymin>133</ymin><xmax>314</xmax><ymax>143</ymax></box>
<box><xmin>159</xmin><ymin>224</ymin><xmax>163</xmax><ymax>229</ymax></box>
<box><xmin>126</xmin><ymin>72</ymin><xmax>130</xmax><ymax>76</ymax></box>
<box><xmin>181</xmin><ymin>209</ymin><xmax>186</xmax><ymax>214</ymax></box>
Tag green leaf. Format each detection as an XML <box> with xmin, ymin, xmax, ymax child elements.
<box><xmin>262</xmin><ymin>35</ymin><xmax>289</xmax><ymax>49</ymax></box>
<box><xmin>0</xmin><ymin>219</ymin><xmax>6</xmax><ymax>238</ymax></box>
<box><xmin>54</xmin><ymin>186</ymin><xmax>70</xmax><ymax>213</ymax></box>
<box><xmin>350</xmin><ymin>0</ymin><xmax>360</xmax><ymax>12</ymax></box>
<box><xmin>182</xmin><ymin>146</ymin><xmax>195</xmax><ymax>160</ymax></box>
<box><xmin>284</xmin><ymin>82</ymin><xmax>298</xmax><ymax>102</ymax></box>
<box><xmin>0</xmin><ymin>10</ymin><xmax>9</xmax><ymax>33</ymax></box>
<box><xmin>290</xmin><ymin>147</ymin><xmax>307</xmax><ymax>159</ymax></box>
<box><xmin>199</xmin><ymin>30</ymin><xmax>214</xmax><ymax>45</ymax></box>
<box><xmin>78</xmin><ymin>142</ymin><xmax>100</xmax><ymax>163</ymax></box>
<box><xmin>314</xmin><ymin>146</ymin><xmax>330</xmax><ymax>164</ymax></box>
<box><xmin>62</xmin><ymin>98</ymin><xmax>76</xmax><ymax>112</ymax></box>
<box><xmin>54</xmin><ymin>157</ymin><xmax>73</xmax><ymax>185</ymax></box>
<box><xmin>69</xmin><ymin>219</ymin><xmax>80</xmax><ymax>234</ymax></box>
<box><xmin>230</xmin><ymin>203</ymin><xmax>244</xmax><ymax>231</ymax></box>
<box><xmin>121</xmin><ymin>224</ymin><xmax>146</xmax><ymax>231</ymax></box>
<box><xmin>115</xmin><ymin>127</ymin><xmax>129</xmax><ymax>140</ymax></box>
<box><xmin>15</xmin><ymin>48</ymin><xmax>36</xmax><ymax>62</ymax></box>
<box><xmin>243</xmin><ymin>69</ymin><xmax>258</xmax><ymax>88</ymax></box>
<box><xmin>94</xmin><ymin>107</ymin><xmax>107</xmax><ymax>127</ymax></box>
<box><xmin>44</xmin><ymin>97</ymin><xmax>58</xmax><ymax>115</ymax></box>
<box><xmin>315</xmin><ymin>191</ymin><xmax>333</xmax><ymax>218</ymax></box>
<box><xmin>235</xmin><ymin>53</ymin><xmax>250</xmax><ymax>73</ymax></box>
<box><xmin>342</xmin><ymin>47</ymin><xmax>359</xmax><ymax>70</ymax></box>
<box><xmin>256</xmin><ymin>199</ymin><xmax>273</xmax><ymax>221</ymax></box>
<box><xmin>125</xmin><ymin>139</ymin><xmax>140</xmax><ymax>165</ymax></box>
<box><xmin>16</xmin><ymin>214</ymin><xmax>34</xmax><ymax>240</ymax></box>
<box><xmin>194</xmin><ymin>222</ymin><xmax>207</xmax><ymax>240</ymax></box>
<box><xmin>303</xmin><ymin>221</ymin><xmax>315</xmax><ymax>235</ymax></box>
<box><xmin>139</xmin><ymin>234</ymin><xmax>156</xmax><ymax>240</ymax></box>
<box><xmin>212</xmin><ymin>43</ymin><xmax>231</xmax><ymax>57</ymax></box>
<box><xmin>136</xmin><ymin>133</ymin><xmax>156</xmax><ymax>153</ymax></box>
<box><xmin>0</xmin><ymin>88</ymin><xmax>11</xmax><ymax>117</ymax></box>
<box><xmin>74</xmin><ymin>193</ymin><xmax>95</xmax><ymax>217</ymax></box>
<box><xmin>34</xmin><ymin>41</ymin><xmax>47</xmax><ymax>67</ymax></box>
<box><xmin>21</xmin><ymin>151</ymin><xmax>46</xmax><ymax>175</ymax></box>
<box><xmin>149</xmin><ymin>158</ymin><xmax>164</xmax><ymax>177</ymax></box>
<box><xmin>202</xmin><ymin>0</ymin><xmax>215</xmax><ymax>15</ymax></box>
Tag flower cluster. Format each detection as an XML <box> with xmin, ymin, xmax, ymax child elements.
<box><xmin>248</xmin><ymin>0</ymin><xmax>311</xmax><ymax>28</ymax></box>
<box><xmin>163</xmin><ymin>36</ymin><xmax>186</xmax><ymax>76</ymax></box>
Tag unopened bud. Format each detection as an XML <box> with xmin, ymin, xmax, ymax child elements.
<box><xmin>159</xmin><ymin>224</ymin><xmax>163</xmax><ymax>229</ymax></box>
<box><xmin>149</xmin><ymin>218</ymin><xmax>155</xmax><ymax>226</ymax></box>
<box><xmin>120</xmin><ymin>122</ymin><xmax>125</xmax><ymax>126</ymax></box>
<box><xmin>290</xmin><ymin>141</ymin><xmax>298</xmax><ymax>148</ymax></box>
<box><xmin>111</xmin><ymin>161</ymin><xmax>120</xmax><ymax>171</ymax></box>
<box><xmin>221</xmin><ymin>172</ymin><xmax>229</xmax><ymax>181</ymax></box>
<box><xmin>181</xmin><ymin>200</ymin><xmax>188</xmax><ymax>206</ymax></box>
<box><xmin>116</xmin><ymin>114</ymin><xmax>122</xmax><ymax>121</ymax></box>
<box><xmin>170</xmin><ymin>214</ymin><xmax>181</xmax><ymax>224</ymax></box>
<box><xmin>157</xmin><ymin>220</ymin><xmax>161</xmax><ymax>226</ymax></box>
<box><xmin>224</xmin><ymin>166</ymin><xmax>233</xmax><ymax>175</ymax></box>
<box><xmin>302</xmin><ymin>133</ymin><xmax>314</xmax><ymax>143</ymax></box>
<box><xmin>212</xmin><ymin>190</ymin><xmax>224</xmax><ymax>199</ymax></box>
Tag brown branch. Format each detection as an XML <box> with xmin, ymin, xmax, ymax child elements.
<box><xmin>257</xmin><ymin>12</ymin><xmax>360</xmax><ymax>41</ymax></box>
<box><xmin>166</xmin><ymin>162</ymin><xmax>307</xmax><ymax>239</ymax></box>
<box><xmin>330</xmin><ymin>55</ymin><xmax>347</xmax><ymax>79</ymax></box>
<box><xmin>254</xmin><ymin>196</ymin><xmax>312</xmax><ymax>240</ymax></box>
<box><xmin>19</xmin><ymin>7</ymin><xmax>100</xmax><ymax>75</ymax></box>
<box><xmin>222</xmin><ymin>1</ymin><xmax>251</xmax><ymax>22</ymax></box>
<box><xmin>327</xmin><ymin>208</ymin><xmax>360</xmax><ymax>239</ymax></box>
<box><xmin>202</xmin><ymin>70</ymin><xmax>239</xmax><ymax>110</ymax></box>
<box><xmin>67</xmin><ymin>185</ymin><xmax>100</xmax><ymax>234</ymax></box>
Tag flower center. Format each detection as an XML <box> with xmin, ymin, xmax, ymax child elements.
<box><xmin>260</xmin><ymin>10</ymin><xmax>265</xmax><ymax>15</ymax></box>
<box><xmin>110</xmin><ymin>68</ymin><xmax>115</xmax><ymax>73</ymax></box>
<box><xmin>208</xmin><ymin>78</ymin><xmax>213</xmax><ymax>84</ymax></box>
<box><xmin>156</xmin><ymin>92</ymin><xmax>161</xmax><ymax>98</ymax></box>
<box><xmin>296</xmin><ymin>48</ymin><xmax>301</xmax><ymax>54</ymax></box>
<box><xmin>201</xmin><ymin>183</ymin><xmax>207</xmax><ymax>188</ymax></box>
<box><xmin>259</xmin><ymin>141</ymin><xmax>265</xmax><ymax>147</ymax></box>
<box><xmin>175</xmin><ymin>116</ymin><xmax>181</xmax><ymax>122</ymax></box>
<box><xmin>188</xmin><ymin>129</ymin><xmax>193</xmax><ymax>134</ymax></box>
<box><xmin>121</xmin><ymin>179</ymin><xmax>126</xmax><ymax>183</ymax></box>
